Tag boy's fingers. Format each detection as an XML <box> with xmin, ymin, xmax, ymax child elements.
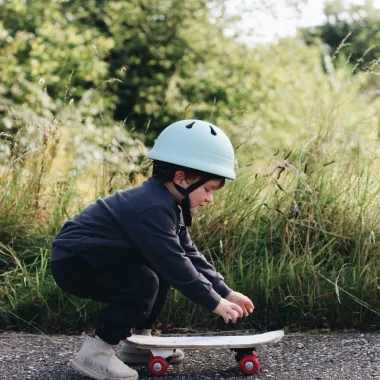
<box><xmin>231</xmin><ymin>303</ymin><xmax>243</xmax><ymax>317</ymax></box>
<box><xmin>225</xmin><ymin>309</ymin><xmax>238</xmax><ymax>323</ymax></box>
<box><xmin>230</xmin><ymin>310</ymin><xmax>238</xmax><ymax>323</ymax></box>
<box><xmin>245</xmin><ymin>298</ymin><xmax>254</xmax><ymax>313</ymax></box>
<box><xmin>239</xmin><ymin>304</ymin><xmax>248</xmax><ymax>316</ymax></box>
<box><xmin>243</xmin><ymin>305</ymin><xmax>249</xmax><ymax>317</ymax></box>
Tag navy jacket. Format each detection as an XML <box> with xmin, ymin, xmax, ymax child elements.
<box><xmin>51</xmin><ymin>176</ymin><xmax>231</xmax><ymax>311</ymax></box>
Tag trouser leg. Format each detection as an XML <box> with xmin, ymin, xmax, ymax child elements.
<box><xmin>95</xmin><ymin>265</ymin><xmax>160</xmax><ymax>344</ymax></box>
<box><xmin>51</xmin><ymin>256</ymin><xmax>107</xmax><ymax>301</ymax></box>
<box><xmin>136</xmin><ymin>276</ymin><xmax>171</xmax><ymax>330</ymax></box>
<box><xmin>51</xmin><ymin>254</ymin><xmax>162</xmax><ymax>345</ymax></box>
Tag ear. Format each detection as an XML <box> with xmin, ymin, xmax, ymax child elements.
<box><xmin>172</xmin><ymin>170</ymin><xmax>187</xmax><ymax>185</ymax></box>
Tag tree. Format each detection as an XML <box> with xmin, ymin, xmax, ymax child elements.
<box><xmin>300</xmin><ymin>0</ymin><xmax>380</xmax><ymax>76</ymax></box>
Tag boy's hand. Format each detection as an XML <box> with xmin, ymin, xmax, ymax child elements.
<box><xmin>225</xmin><ymin>291</ymin><xmax>254</xmax><ymax>317</ymax></box>
<box><xmin>213</xmin><ymin>298</ymin><xmax>243</xmax><ymax>323</ymax></box>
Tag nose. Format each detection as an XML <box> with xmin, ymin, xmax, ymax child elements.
<box><xmin>206</xmin><ymin>193</ymin><xmax>213</xmax><ymax>202</ymax></box>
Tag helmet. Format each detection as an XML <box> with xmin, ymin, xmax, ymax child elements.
<box><xmin>147</xmin><ymin>119</ymin><xmax>236</xmax><ymax>180</ymax></box>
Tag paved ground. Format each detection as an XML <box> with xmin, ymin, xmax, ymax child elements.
<box><xmin>0</xmin><ymin>331</ymin><xmax>379</xmax><ymax>379</ymax></box>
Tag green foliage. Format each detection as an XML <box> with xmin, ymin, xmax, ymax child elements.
<box><xmin>0</xmin><ymin>0</ymin><xmax>380</xmax><ymax>332</ymax></box>
<box><xmin>1</xmin><ymin>0</ymin><xmax>115</xmax><ymax>127</ymax></box>
<box><xmin>1</xmin><ymin>0</ymin><xmax>147</xmax><ymax>172</ymax></box>
<box><xmin>2</xmin><ymin>0</ymin><xmax>378</xmax><ymax>164</ymax></box>
<box><xmin>300</xmin><ymin>1</ymin><xmax>380</xmax><ymax>80</ymax></box>
<box><xmin>0</xmin><ymin>0</ymin><xmax>228</xmax><ymax>140</ymax></box>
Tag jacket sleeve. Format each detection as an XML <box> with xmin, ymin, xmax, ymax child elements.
<box><xmin>126</xmin><ymin>205</ymin><xmax>222</xmax><ymax>311</ymax></box>
<box><xmin>179</xmin><ymin>226</ymin><xmax>232</xmax><ymax>298</ymax></box>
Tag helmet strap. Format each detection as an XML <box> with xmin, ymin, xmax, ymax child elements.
<box><xmin>181</xmin><ymin>196</ymin><xmax>193</xmax><ymax>227</ymax></box>
<box><xmin>172</xmin><ymin>177</ymin><xmax>211</xmax><ymax>227</ymax></box>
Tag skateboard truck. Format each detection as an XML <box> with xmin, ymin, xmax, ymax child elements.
<box><xmin>232</xmin><ymin>347</ymin><xmax>257</xmax><ymax>361</ymax></box>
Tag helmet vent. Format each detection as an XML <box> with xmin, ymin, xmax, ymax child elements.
<box><xmin>185</xmin><ymin>122</ymin><xmax>196</xmax><ymax>129</ymax></box>
<box><xmin>210</xmin><ymin>125</ymin><xmax>217</xmax><ymax>136</ymax></box>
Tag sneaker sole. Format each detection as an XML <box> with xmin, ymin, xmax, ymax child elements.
<box><xmin>71</xmin><ymin>358</ymin><xmax>138</xmax><ymax>380</ymax></box>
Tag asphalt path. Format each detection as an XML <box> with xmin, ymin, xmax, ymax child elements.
<box><xmin>1</xmin><ymin>331</ymin><xmax>379</xmax><ymax>379</ymax></box>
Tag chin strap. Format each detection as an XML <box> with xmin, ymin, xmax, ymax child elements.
<box><xmin>172</xmin><ymin>177</ymin><xmax>211</xmax><ymax>227</ymax></box>
<box><xmin>181</xmin><ymin>196</ymin><xmax>193</xmax><ymax>227</ymax></box>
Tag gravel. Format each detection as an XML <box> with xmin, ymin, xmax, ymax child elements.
<box><xmin>0</xmin><ymin>331</ymin><xmax>379</xmax><ymax>379</ymax></box>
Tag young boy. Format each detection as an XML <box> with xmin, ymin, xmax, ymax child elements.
<box><xmin>51</xmin><ymin>119</ymin><xmax>254</xmax><ymax>380</ymax></box>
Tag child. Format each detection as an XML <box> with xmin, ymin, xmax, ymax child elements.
<box><xmin>51</xmin><ymin>119</ymin><xmax>254</xmax><ymax>380</ymax></box>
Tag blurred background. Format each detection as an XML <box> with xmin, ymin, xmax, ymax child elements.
<box><xmin>0</xmin><ymin>0</ymin><xmax>379</xmax><ymax>333</ymax></box>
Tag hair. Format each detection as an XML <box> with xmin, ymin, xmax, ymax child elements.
<box><xmin>152</xmin><ymin>161</ymin><xmax>225</xmax><ymax>188</ymax></box>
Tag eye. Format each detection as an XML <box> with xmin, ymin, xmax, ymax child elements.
<box><xmin>204</xmin><ymin>187</ymin><xmax>210</xmax><ymax>192</ymax></box>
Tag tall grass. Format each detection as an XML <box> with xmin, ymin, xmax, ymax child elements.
<box><xmin>189</xmin><ymin>150</ymin><xmax>380</xmax><ymax>330</ymax></box>
<box><xmin>0</xmin><ymin>113</ymin><xmax>379</xmax><ymax>333</ymax></box>
<box><xmin>1</xmin><ymin>40</ymin><xmax>380</xmax><ymax>332</ymax></box>
<box><xmin>0</xmin><ymin>122</ymin><xmax>137</xmax><ymax>332</ymax></box>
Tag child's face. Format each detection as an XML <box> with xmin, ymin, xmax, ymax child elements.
<box><xmin>188</xmin><ymin>178</ymin><xmax>223</xmax><ymax>214</ymax></box>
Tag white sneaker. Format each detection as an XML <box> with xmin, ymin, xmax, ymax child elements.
<box><xmin>119</xmin><ymin>329</ymin><xmax>185</xmax><ymax>365</ymax></box>
<box><xmin>71</xmin><ymin>334</ymin><xmax>139</xmax><ymax>380</ymax></box>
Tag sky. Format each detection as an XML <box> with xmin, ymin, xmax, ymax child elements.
<box><xmin>225</xmin><ymin>0</ymin><xmax>380</xmax><ymax>44</ymax></box>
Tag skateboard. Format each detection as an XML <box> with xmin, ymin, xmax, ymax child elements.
<box><xmin>126</xmin><ymin>330</ymin><xmax>284</xmax><ymax>376</ymax></box>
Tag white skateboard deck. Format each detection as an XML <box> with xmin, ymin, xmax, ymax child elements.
<box><xmin>127</xmin><ymin>330</ymin><xmax>284</xmax><ymax>349</ymax></box>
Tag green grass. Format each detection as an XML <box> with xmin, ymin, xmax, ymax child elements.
<box><xmin>0</xmin><ymin>123</ymin><xmax>379</xmax><ymax>333</ymax></box>
<box><xmin>1</xmin><ymin>44</ymin><xmax>380</xmax><ymax>332</ymax></box>
<box><xmin>1</xmin><ymin>7</ymin><xmax>380</xmax><ymax>334</ymax></box>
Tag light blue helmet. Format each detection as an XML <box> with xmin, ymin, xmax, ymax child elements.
<box><xmin>147</xmin><ymin>120</ymin><xmax>236</xmax><ymax>180</ymax></box>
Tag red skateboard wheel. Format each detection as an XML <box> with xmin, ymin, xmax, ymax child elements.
<box><xmin>148</xmin><ymin>356</ymin><xmax>168</xmax><ymax>376</ymax></box>
<box><xmin>239</xmin><ymin>355</ymin><xmax>260</xmax><ymax>375</ymax></box>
